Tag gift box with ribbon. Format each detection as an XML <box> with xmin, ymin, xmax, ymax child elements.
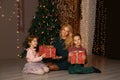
<box><xmin>39</xmin><ymin>45</ymin><xmax>56</xmax><ymax>58</ymax></box>
<box><xmin>69</xmin><ymin>51</ymin><xmax>85</xmax><ymax>64</ymax></box>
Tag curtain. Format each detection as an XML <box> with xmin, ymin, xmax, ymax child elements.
<box><xmin>57</xmin><ymin>0</ymin><xmax>82</xmax><ymax>34</ymax></box>
<box><xmin>92</xmin><ymin>0</ymin><xmax>106</xmax><ymax>56</ymax></box>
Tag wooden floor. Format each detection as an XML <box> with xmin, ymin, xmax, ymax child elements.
<box><xmin>0</xmin><ymin>55</ymin><xmax>120</xmax><ymax>80</ymax></box>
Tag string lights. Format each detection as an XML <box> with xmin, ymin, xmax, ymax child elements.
<box><xmin>92</xmin><ymin>0</ymin><xmax>106</xmax><ymax>56</ymax></box>
<box><xmin>0</xmin><ymin>0</ymin><xmax>24</xmax><ymax>57</ymax></box>
<box><xmin>16</xmin><ymin>0</ymin><xmax>24</xmax><ymax>57</ymax></box>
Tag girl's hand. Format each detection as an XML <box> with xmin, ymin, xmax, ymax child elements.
<box><xmin>69</xmin><ymin>52</ymin><xmax>72</xmax><ymax>56</ymax></box>
<box><xmin>82</xmin><ymin>55</ymin><xmax>86</xmax><ymax>60</ymax></box>
<box><xmin>41</xmin><ymin>53</ymin><xmax>46</xmax><ymax>58</ymax></box>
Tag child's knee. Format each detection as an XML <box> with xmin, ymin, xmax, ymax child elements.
<box><xmin>38</xmin><ymin>70</ymin><xmax>45</xmax><ymax>75</ymax></box>
<box><xmin>34</xmin><ymin>69</ymin><xmax>45</xmax><ymax>75</ymax></box>
<box><xmin>43</xmin><ymin>67</ymin><xmax>49</xmax><ymax>72</ymax></box>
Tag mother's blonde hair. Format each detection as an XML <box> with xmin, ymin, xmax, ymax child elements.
<box><xmin>60</xmin><ymin>24</ymin><xmax>73</xmax><ymax>49</ymax></box>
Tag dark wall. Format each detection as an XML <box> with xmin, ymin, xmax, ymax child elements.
<box><xmin>105</xmin><ymin>1</ymin><xmax>120</xmax><ymax>59</ymax></box>
<box><xmin>0</xmin><ymin>0</ymin><xmax>38</xmax><ymax>60</ymax></box>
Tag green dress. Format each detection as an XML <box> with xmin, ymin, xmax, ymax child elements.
<box><xmin>53</xmin><ymin>37</ymin><xmax>69</xmax><ymax>70</ymax></box>
<box><xmin>68</xmin><ymin>46</ymin><xmax>94</xmax><ymax>74</ymax></box>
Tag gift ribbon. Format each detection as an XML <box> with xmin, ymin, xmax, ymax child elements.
<box><xmin>73</xmin><ymin>51</ymin><xmax>84</xmax><ymax>64</ymax></box>
<box><xmin>50</xmin><ymin>47</ymin><xmax>52</xmax><ymax>57</ymax></box>
<box><xmin>76</xmin><ymin>52</ymin><xmax>78</xmax><ymax>63</ymax></box>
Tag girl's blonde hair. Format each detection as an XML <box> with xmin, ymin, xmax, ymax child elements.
<box><xmin>60</xmin><ymin>24</ymin><xmax>73</xmax><ymax>49</ymax></box>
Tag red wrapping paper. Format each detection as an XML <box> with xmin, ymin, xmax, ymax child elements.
<box><xmin>69</xmin><ymin>51</ymin><xmax>85</xmax><ymax>64</ymax></box>
<box><xmin>39</xmin><ymin>45</ymin><xmax>56</xmax><ymax>58</ymax></box>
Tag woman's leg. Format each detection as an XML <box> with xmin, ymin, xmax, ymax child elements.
<box><xmin>49</xmin><ymin>64</ymin><xmax>60</xmax><ymax>71</ymax></box>
<box><xmin>44</xmin><ymin>62</ymin><xmax>60</xmax><ymax>71</ymax></box>
<box><xmin>45</xmin><ymin>62</ymin><xmax>53</xmax><ymax>67</ymax></box>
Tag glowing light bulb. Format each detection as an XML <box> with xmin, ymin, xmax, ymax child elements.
<box><xmin>1</xmin><ymin>14</ymin><xmax>5</xmax><ymax>17</ymax></box>
<box><xmin>13</xmin><ymin>12</ymin><xmax>15</xmax><ymax>14</ymax></box>
<box><xmin>17</xmin><ymin>15</ymin><xmax>20</xmax><ymax>18</ymax></box>
<box><xmin>0</xmin><ymin>6</ymin><xmax>2</xmax><ymax>9</ymax></box>
<box><xmin>17</xmin><ymin>31</ymin><xmax>19</xmax><ymax>34</ymax></box>
<box><xmin>17</xmin><ymin>39</ymin><xmax>20</xmax><ymax>41</ymax></box>
<box><xmin>8</xmin><ymin>18</ymin><xmax>11</xmax><ymax>21</ymax></box>
<box><xmin>16</xmin><ymin>0</ymin><xmax>19</xmax><ymax>2</ymax></box>
<box><xmin>17</xmin><ymin>46</ymin><xmax>20</xmax><ymax>48</ymax></box>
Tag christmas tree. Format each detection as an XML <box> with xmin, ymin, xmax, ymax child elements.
<box><xmin>19</xmin><ymin>0</ymin><xmax>60</xmax><ymax>58</ymax></box>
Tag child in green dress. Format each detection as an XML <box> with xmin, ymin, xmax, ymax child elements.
<box><xmin>68</xmin><ymin>34</ymin><xmax>101</xmax><ymax>74</ymax></box>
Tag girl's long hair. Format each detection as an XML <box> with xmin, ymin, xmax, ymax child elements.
<box><xmin>60</xmin><ymin>24</ymin><xmax>73</xmax><ymax>49</ymax></box>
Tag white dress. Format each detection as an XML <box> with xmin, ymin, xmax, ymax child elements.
<box><xmin>22</xmin><ymin>48</ymin><xmax>49</xmax><ymax>74</ymax></box>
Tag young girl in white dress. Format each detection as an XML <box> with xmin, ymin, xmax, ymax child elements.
<box><xmin>22</xmin><ymin>35</ymin><xmax>49</xmax><ymax>74</ymax></box>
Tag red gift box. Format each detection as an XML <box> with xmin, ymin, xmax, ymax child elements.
<box><xmin>69</xmin><ymin>51</ymin><xmax>85</xmax><ymax>64</ymax></box>
<box><xmin>39</xmin><ymin>45</ymin><xmax>56</xmax><ymax>58</ymax></box>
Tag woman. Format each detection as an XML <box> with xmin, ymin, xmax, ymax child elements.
<box><xmin>46</xmin><ymin>24</ymin><xmax>73</xmax><ymax>71</ymax></box>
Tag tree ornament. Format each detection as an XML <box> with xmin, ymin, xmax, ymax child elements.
<box><xmin>41</xmin><ymin>31</ymin><xmax>44</xmax><ymax>34</ymax></box>
<box><xmin>47</xmin><ymin>23</ymin><xmax>49</xmax><ymax>26</ymax></box>
<box><xmin>39</xmin><ymin>25</ymin><xmax>42</xmax><ymax>28</ymax></box>
<box><xmin>55</xmin><ymin>19</ymin><xmax>57</xmax><ymax>22</ymax></box>
<box><xmin>40</xmin><ymin>5</ymin><xmax>42</xmax><ymax>7</ymax></box>
<box><xmin>43</xmin><ymin>21</ymin><xmax>45</xmax><ymax>23</ymax></box>
<box><xmin>47</xmin><ymin>13</ymin><xmax>50</xmax><ymax>16</ymax></box>
<box><xmin>51</xmin><ymin>38</ymin><xmax>54</xmax><ymax>40</ymax></box>
<box><xmin>52</xmin><ymin>25</ymin><xmax>55</xmax><ymax>28</ymax></box>
<box><xmin>42</xmin><ymin>16</ymin><xmax>45</xmax><ymax>18</ymax></box>
<box><xmin>33</xmin><ymin>16</ymin><xmax>36</xmax><ymax>19</ymax></box>
<box><xmin>52</xmin><ymin>9</ymin><xmax>54</xmax><ymax>12</ymax></box>
<box><xmin>45</xmin><ymin>16</ymin><xmax>48</xmax><ymax>18</ymax></box>
<box><xmin>52</xmin><ymin>2</ymin><xmax>54</xmax><ymax>5</ymax></box>
<box><xmin>49</xmin><ymin>28</ymin><xmax>52</xmax><ymax>30</ymax></box>
<box><xmin>51</xmin><ymin>0</ymin><xmax>53</xmax><ymax>2</ymax></box>
<box><xmin>55</xmin><ymin>13</ymin><xmax>58</xmax><ymax>16</ymax></box>
<box><xmin>43</xmin><ymin>5</ymin><xmax>46</xmax><ymax>8</ymax></box>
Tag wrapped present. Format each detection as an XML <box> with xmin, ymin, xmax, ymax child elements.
<box><xmin>39</xmin><ymin>45</ymin><xmax>56</xmax><ymax>58</ymax></box>
<box><xmin>69</xmin><ymin>51</ymin><xmax>85</xmax><ymax>64</ymax></box>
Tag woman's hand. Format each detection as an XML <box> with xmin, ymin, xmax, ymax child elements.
<box><xmin>53</xmin><ymin>56</ymin><xmax>62</xmax><ymax>59</ymax></box>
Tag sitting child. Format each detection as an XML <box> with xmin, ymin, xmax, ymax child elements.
<box><xmin>68</xmin><ymin>34</ymin><xmax>101</xmax><ymax>74</ymax></box>
<box><xmin>22</xmin><ymin>35</ymin><xmax>49</xmax><ymax>75</ymax></box>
